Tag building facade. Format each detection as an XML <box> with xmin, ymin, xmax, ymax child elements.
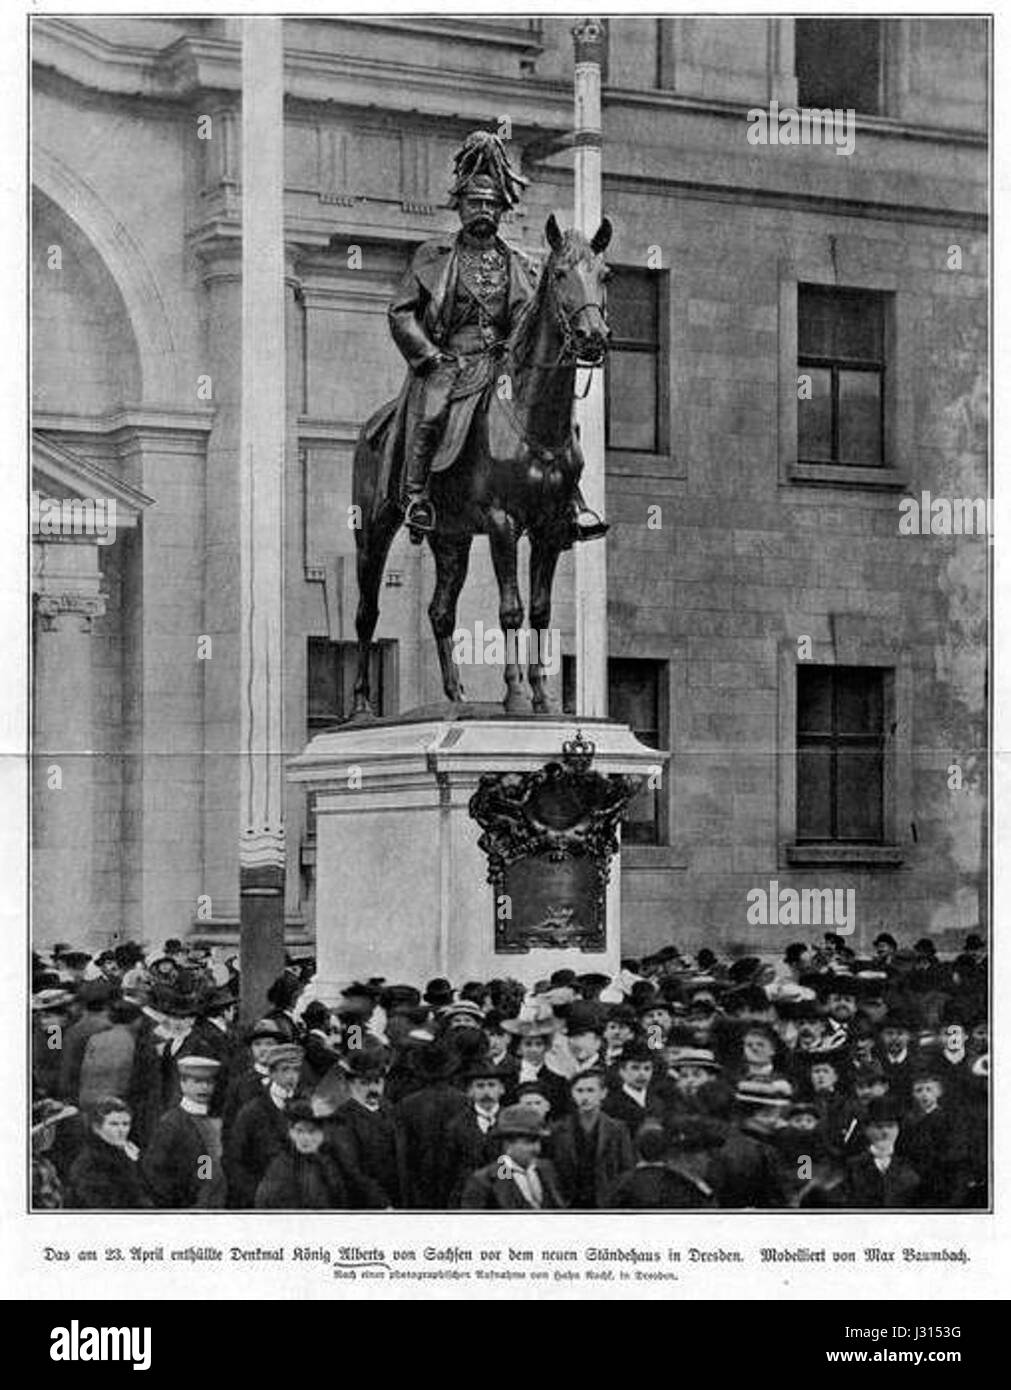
<box><xmin>31</xmin><ymin>15</ymin><xmax>989</xmax><ymax>960</ymax></box>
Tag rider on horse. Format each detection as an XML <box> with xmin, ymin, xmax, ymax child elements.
<box><xmin>389</xmin><ymin>130</ymin><xmax>608</xmax><ymax>544</ymax></box>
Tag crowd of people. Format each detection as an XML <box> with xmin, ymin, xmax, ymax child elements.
<box><xmin>31</xmin><ymin>931</ymin><xmax>988</xmax><ymax>1211</ymax></box>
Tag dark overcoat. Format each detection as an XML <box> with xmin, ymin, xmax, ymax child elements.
<box><xmin>255</xmin><ymin>1148</ymin><xmax>351</xmax><ymax>1209</ymax></box>
<box><xmin>842</xmin><ymin>1152</ymin><xmax>921</xmax><ymax>1208</ymax></box>
<box><xmin>604</xmin><ymin>1163</ymin><xmax>717</xmax><ymax>1210</ymax></box>
<box><xmin>395</xmin><ymin>1082</ymin><xmax>470</xmax><ymax>1208</ymax></box>
<box><xmin>459</xmin><ymin>1158</ymin><xmax>566</xmax><ymax>1211</ymax></box>
<box><xmin>221</xmin><ymin>1065</ymin><xmax>268</xmax><ymax>1139</ymax></box>
<box><xmin>225</xmin><ymin>1090</ymin><xmax>291</xmax><ymax>1208</ymax></box>
<box><xmin>707</xmin><ymin>1125</ymin><xmax>788</xmax><ymax>1208</ymax></box>
<box><xmin>601</xmin><ymin>1086</ymin><xmax>665</xmax><ymax>1137</ymax></box>
<box><xmin>325</xmin><ymin>1099</ymin><xmax>406</xmax><ymax>1209</ymax></box>
<box><xmin>142</xmin><ymin>1106</ymin><xmax>225</xmax><ymax>1208</ymax></box>
<box><xmin>547</xmin><ymin>1112</ymin><xmax>635</xmax><ymax>1208</ymax></box>
<box><xmin>66</xmin><ymin>1135</ymin><xmax>153</xmax><ymax>1209</ymax></box>
<box><xmin>443</xmin><ymin>1109</ymin><xmax>504</xmax><ymax>1207</ymax></box>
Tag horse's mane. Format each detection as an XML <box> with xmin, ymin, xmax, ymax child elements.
<box><xmin>507</xmin><ymin>229</ymin><xmax>596</xmax><ymax>368</ymax></box>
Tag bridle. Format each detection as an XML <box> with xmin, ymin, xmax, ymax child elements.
<box><xmin>546</xmin><ymin>267</ymin><xmax>608</xmax><ymax>381</ymax></box>
<box><xmin>496</xmin><ymin>259</ymin><xmax>609</xmax><ymax>458</ymax></box>
<box><xmin>509</xmin><ymin>258</ymin><xmax>608</xmax><ymax>402</ymax></box>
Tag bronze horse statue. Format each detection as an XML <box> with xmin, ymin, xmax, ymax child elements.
<box><xmin>350</xmin><ymin>214</ymin><xmax>612</xmax><ymax>717</ymax></box>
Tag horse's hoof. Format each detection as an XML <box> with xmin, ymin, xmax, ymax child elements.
<box><xmin>346</xmin><ymin>702</ymin><xmax>377</xmax><ymax>725</ymax></box>
<box><xmin>531</xmin><ymin>695</ymin><xmax>555</xmax><ymax>715</ymax></box>
<box><xmin>503</xmin><ymin>689</ymin><xmax>533</xmax><ymax>715</ymax></box>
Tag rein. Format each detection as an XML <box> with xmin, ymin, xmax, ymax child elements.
<box><xmin>499</xmin><ymin>260</ymin><xmax>606</xmax><ymax>454</ymax></box>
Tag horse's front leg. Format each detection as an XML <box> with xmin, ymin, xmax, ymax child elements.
<box><xmin>528</xmin><ymin>531</ymin><xmax>562</xmax><ymax>714</ymax></box>
<box><xmin>487</xmin><ymin>509</ymin><xmax>530</xmax><ymax>714</ymax></box>
<box><xmin>428</xmin><ymin>533</ymin><xmax>473</xmax><ymax>702</ymax></box>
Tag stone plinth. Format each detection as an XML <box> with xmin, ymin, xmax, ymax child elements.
<box><xmin>288</xmin><ymin>709</ymin><xmax>665</xmax><ymax>998</ymax></box>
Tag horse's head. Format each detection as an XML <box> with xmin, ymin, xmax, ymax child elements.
<box><xmin>543</xmin><ymin>213</ymin><xmax>613</xmax><ymax>365</ymax></box>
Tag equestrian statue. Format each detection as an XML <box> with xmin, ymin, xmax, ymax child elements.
<box><xmin>351</xmin><ymin>130</ymin><xmax>612</xmax><ymax>716</ymax></box>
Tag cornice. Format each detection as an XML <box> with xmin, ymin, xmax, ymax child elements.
<box><xmin>32</xmin><ymin>18</ymin><xmax>568</xmax><ymax>128</ymax></box>
<box><xmin>34</xmin><ymin>17</ymin><xmax>987</xmax><ymax>228</ymax></box>
<box><xmin>604</xmin><ymin>86</ymin><xmax>988</xmax><ymax>149</ymax></box>
<box><xmin>33</xmin><ymin>17</ymin><xmax>168</xmax><ymax>92</ymax></box>
<box><xmin>34</xmin><ymin>408</ymin><xmax>215</xmax><ymax>451</ymax></box>
<box><xmin>327</xmin><ymin>16</ymin><xmax>543</xmax><ymax>55</ymax></box>
<box><xmin>34</xmin><ymin>18</ymin><xmax>985</xmax><ymax>153</ymax></box>
<box><xmin>598</xmin><ymin>169</ymin><xmax>988</xmax><ymax>230</ymax></box>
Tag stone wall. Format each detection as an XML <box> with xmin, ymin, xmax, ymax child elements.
<box><xmin>31</xmin><ymin>14</ymin><xmax>989</xmax><ymax>960</ymax></box>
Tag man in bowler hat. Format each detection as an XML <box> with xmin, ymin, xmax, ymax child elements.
<box><xmin>395</xmin><ymin>1042</ymin><xmax>468</xmax><ymax>1208</ymax></box>
<box><xmin>460</xmin><ymin>1105</ymin><xmax>566</xmax><ymax>1210</ymax></box>
<box><xmin>444</xmin><ymin>1060</ymin><xmax>509</xmax><ymax>1205</ymax></box>
<box><xmin>602</xmin><ymin>1039</ymin><xmax>665</xmax><ymax>1135</ymax></box>
<box><xmin>326</xmin><ymin>1050</ymin><xmax>405</xmax><ymax>1208</ymax></box>
<box><xmin>842</xmin><ymin>1096</ymin><xmax>921</xmax><ymax>1208</ymax></box>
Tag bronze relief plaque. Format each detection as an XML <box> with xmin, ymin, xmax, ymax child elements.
<box><xmin>468</xmin><ymin>732</ymin><xmax>642</xmax><ymax>954</ymax></box>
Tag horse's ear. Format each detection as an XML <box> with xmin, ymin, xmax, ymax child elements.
<box><xmin>545</xmin><ymin>213</ymin><xmax>564</xmax><ymax>252</ymax></box>
<box><xmin>591</xmin><ymin>217</ymin><xmax>613</xmax><ymax>255</ymax></box>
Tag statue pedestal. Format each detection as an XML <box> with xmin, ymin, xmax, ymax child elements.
<box><xmin>288</xmin><ymin>709</ymin><xmax>664</xmax><ymax>999</ymax></box>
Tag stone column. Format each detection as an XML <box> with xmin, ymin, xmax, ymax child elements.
<box><xmin>113</xmin><ymin>420</ymin><xmax>207</xmax><ymax>950</ymax></box>
<box><xmin>32</xmin><ymin>543</ymin><xmax>105</xmax><ymax>949</ymax></box>
<box><xmin>283</xmin><ymin>242</ymin><xmax>308</xmax><ymax>926</ymax></box>
<box><xmin>572</xmin><ymin>17</ymin><xmax>609</xmax><ymax>720</ymax></box>
<box><xmin>195</xmin><ymin>239</ymin><xmax>243</xmax><ymax>932</ymax></box>
<box><xmin>238</xmin><ymin>16</ymin><xmax>287</xmax><ymax>1020</ymax></box>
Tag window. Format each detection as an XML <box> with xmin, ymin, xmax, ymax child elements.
<box><xmin>795</xmin><ymin>18</ymin><xmax>883</xmax><ymax>114</ymax></box>
<box><xmin>798</xmin><ymin>285</ymin><xmax>886</xmax><ymax>468</ymax></box>
<box><xmin>562</xmin><ymin>655</ymin><xmax>668</xmax><ymax>845</ymax></box>
<box><xmin>796</xmin><ymin>666</ymin><xmax>885</xmax><ymax>843</ymax></box>
<box><xmin>605</xmin><ymin>269</ymin><xmax>665</xmax><ymax>454</ymax></box>
<box><xmin>307</xmin><ymin>638</ymin><xmax>395</xmax><ymax>736</ymax></box>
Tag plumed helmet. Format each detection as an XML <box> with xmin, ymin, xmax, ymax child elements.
<box><xmin>449</xmin><ymin>130</ymin><xmax>528</xmax><ymax>210</ymax></box>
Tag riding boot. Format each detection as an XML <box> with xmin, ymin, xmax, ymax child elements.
<box><xmin>403</xmin><ymin>420</ymin><xmax>440</xmax><ymax>540</ymax></box>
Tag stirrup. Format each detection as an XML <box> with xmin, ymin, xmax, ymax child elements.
<box><xmin>405</xmin><ymin>496</ymin><xmax>436</xmax><ymax>538</ymax></box>
<box><xmin>572</xmin><ymin>509</ymin><xmax>609</xmax><ymax>542</ymax></box>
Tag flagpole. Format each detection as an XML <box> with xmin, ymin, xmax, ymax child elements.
<box><xmin>572</xmin><ymin>18</ymin><xmax>608</xmax><ymax>720</ymax></box>
<box><xmin>239</xmin><ymin>16</ymin><xmax>287</xmax><ymax>1019</ymax></box>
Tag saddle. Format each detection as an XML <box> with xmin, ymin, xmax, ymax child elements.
<box><xmin>363</xmin><ymin>353</ymin><xmax>498</xmax><ymax>509</ymax></box>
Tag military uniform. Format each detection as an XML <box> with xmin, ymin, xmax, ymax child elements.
<box><xmin>382</xmin><ymin>233</ymin><xmax>538</xmax><ymax>524</ymax></box>
<box><xmin>370</xmin><ymin>131</ymin><xmax>605</xmax><ymax>541</ymax></box>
